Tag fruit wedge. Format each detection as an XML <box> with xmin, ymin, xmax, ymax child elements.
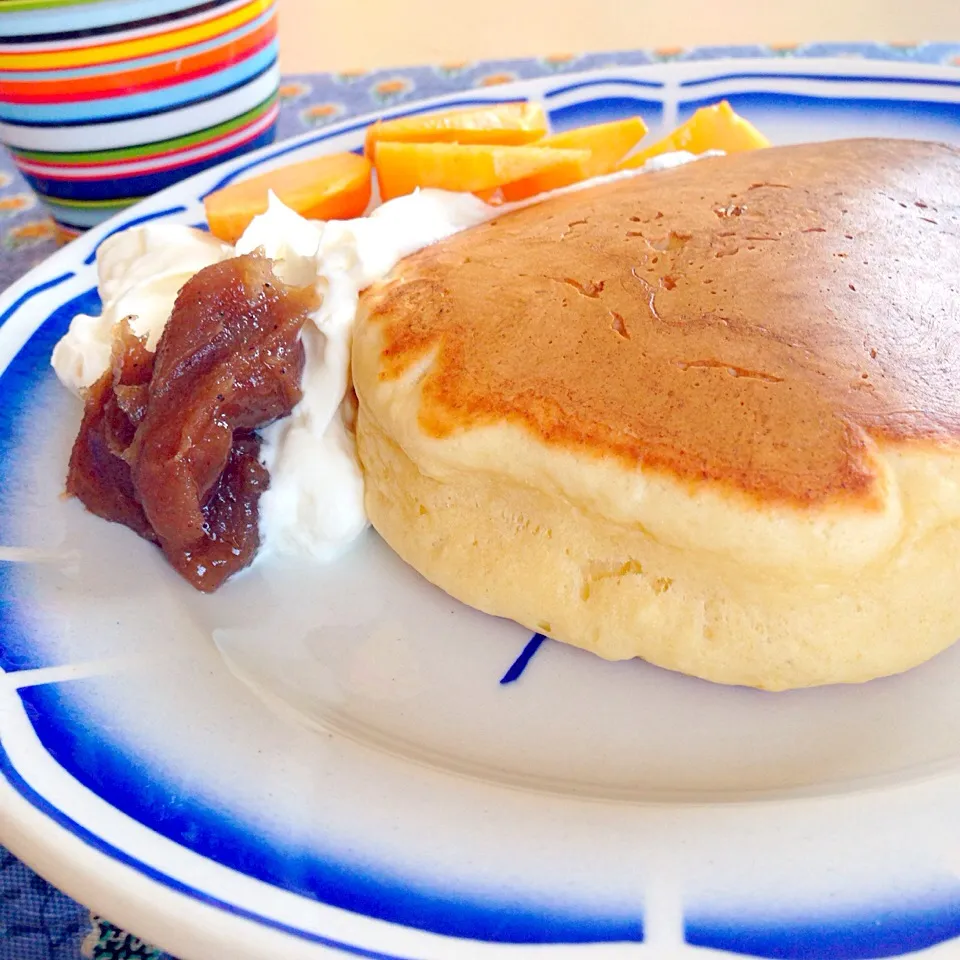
<box><xmin>364</xmin><ymin>102</ymin><xmax>548</xmax><ymax>158</ymax></box>
<box><xmin>373</xmin><ymin>141</ymin><xmax>591</xmax><ymax>201</ymax></box>
<box><xmin>618</xmin><ymin>100</ymin><xmax>770</xmax><ymax>170</ymax></box>
<box><xmin>204</xmin><ymin>152</ymin><xmax>373</xmax><ymax>244</ymax></box>
<box><xmin>496</xmin><ymin>115</ymin><xmax>648</xmax><ymax>202</ymax></box>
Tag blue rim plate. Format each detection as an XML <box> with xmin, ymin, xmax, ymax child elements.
<box><xmin>3</xmin><ymin>57</ymin><xmax>960</xmax><ymax>960</ymax></box>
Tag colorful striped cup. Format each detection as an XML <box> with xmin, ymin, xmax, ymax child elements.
<box><xmin>0</xmin><ymin>0</ymin><xmax>280</xmax><ymax>234</ymax></box>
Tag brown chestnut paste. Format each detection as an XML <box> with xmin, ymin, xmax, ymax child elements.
<box><xmin>66</xmin><ymin>319</ymin><xmax>156</xmax><ymax>542</ymax></box>
<box><xmin>66</xmin><ymin>253</ymin><xmax>317</xmax><ymax>592</ymax></box>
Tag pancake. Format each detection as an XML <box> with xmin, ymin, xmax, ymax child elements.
<box><xmin>351</xmin><ymin>138</ymin><xmax>960</xmax><ymax>690</ymax></box>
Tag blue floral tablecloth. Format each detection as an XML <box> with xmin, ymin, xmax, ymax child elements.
<box><xmin>2</xmin><ymin>40</ymin><xmax>960</xmax><ymax>960</ymax></box>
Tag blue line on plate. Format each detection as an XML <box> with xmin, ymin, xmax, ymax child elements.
<box><xmin>0</xmin><ymin>271</ymin><xmax>75</xmax><ymax>328</ymax></box>
<box><xmin>12</xmin><ymin>680</ymin><xmax>644</xmax><ymax>943</ymax></box>
<box><xmin>679</xmin><ymin>71</ymin><xmax>960</xmax><ymax>89</ymax></box>
<box><xmin>685</xmin><ymin>906</ymin><xmax>960</xmax><ymax>958</ymax></box>
<box><xmin>546</xmin><ymin>76</ymin><xmax>665</xmax><ymax>97</ymax></box>
<box><xmin>500</xmin><ymin>633</ymin><xmax>547</xmax><ymax>685</ymax></box>
<box><xmin>0</xmin><ymin>738</ymin><xmax>419</xmax><ymax>960</ymax></box>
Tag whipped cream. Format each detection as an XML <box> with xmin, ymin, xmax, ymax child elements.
<box><xmin>639</xmin><ymin>148</ymin><xmax>725</xmax><ymax>172</ymax></box>
<box><xmin>52</xmin><ymin>150</ymin><xmax>719</xmax><ymax>566</ymax></box>
<box><xmin>237</xmin><ymin>189</ymin><xmax>498</xmax><ymax>561</ymax></box>
<box><xmin>51</xmin><ymin>224</ymin><xmax>232</xmax><ymax>395</ymax></box>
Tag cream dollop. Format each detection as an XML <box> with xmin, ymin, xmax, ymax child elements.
<box><xmin>51</xmin><ymin>224</ymin><xmax>232</xmax><ymax>395</ymax></box>
<box><xmin>638</xmin><ymin>148</ymin><xmax>725</xmax><ymax>172</ymax></box>
<box><xmin>238</xmin><ymin>189</ymin><xmax>498</xmax><ymax>562</ymax></box>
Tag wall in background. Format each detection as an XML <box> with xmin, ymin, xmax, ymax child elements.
<box><xmin>277</xmin><ymin>0</ymin><xmax>960</xmax><ymax>71</ymax></box>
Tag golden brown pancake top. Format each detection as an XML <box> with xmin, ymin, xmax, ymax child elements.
<box><xmin>363</xmin><ymin>138</ymin><xmax>960</xmax><ymax>506</ymax></box>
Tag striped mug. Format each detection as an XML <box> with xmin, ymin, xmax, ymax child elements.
<box><xmin>0</xmin><ymin>0</ymin><xmax>280</xmax><ymax>236</ymax></box>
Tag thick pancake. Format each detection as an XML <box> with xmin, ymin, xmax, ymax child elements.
<box><xmin>352</xmin><ymin>138</ymin><xmax>960</xmax><ymax>689</ymax></box>
<box><xmin>368</xmin><ymin>138</ymin><xmax>960</xmax><ymax>507</ymax></box>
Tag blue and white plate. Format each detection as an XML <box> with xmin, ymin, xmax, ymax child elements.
<box><xmin>3</xmin><ymin>58</ymin><xmax>960</xmax><ymax>960</ymax></box>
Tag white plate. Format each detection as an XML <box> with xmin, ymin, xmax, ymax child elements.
<box><xmin>3</xmin><ymin>58</ymin><xmax>960</xmax><ymax>960</ymax></box>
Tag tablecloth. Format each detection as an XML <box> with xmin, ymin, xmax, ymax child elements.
<box><xmin>2</xmin><ymin>41</ymin><xmax>960</xmax><ymax>960</ymax></box>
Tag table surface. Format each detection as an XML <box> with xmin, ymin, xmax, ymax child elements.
<box><xmin>277</xmin><ymin>0</ymin><xmax>960</xmax><ymax>71</ymax></box>
<box><xmin>3</xmin><ymin>29</ymin><xmax>960</xmax><ymax>960</ymax></box>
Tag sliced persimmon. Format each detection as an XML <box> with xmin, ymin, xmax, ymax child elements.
<box><xmin>204</xmin><ymin>152</ymin><xmax>373</xmax><ymax>244</ymax></box>
<box><xmin>496</xmin><ymin>116</ymin><xmax>648</xmax><ymax>202</ymax></box>
<box><xmin>364</xmin><ymin>102</ymin><xmax>547</xmax><ymax>157</ymax></box>
<box><xmin>373</xmin><ymin>141</ymin><xmax>590</xmax><ymax>201</ymax></box>
<box><xmin>618</xmin><ymin>100</ymin><xmax>770</xmax><ymax>170</ymax></box>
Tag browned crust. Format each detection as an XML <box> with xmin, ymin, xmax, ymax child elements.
<box><xmin>362</xmin><ymin>138</ymin><xmax>960</xmax><ymax>506</ymax></box>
